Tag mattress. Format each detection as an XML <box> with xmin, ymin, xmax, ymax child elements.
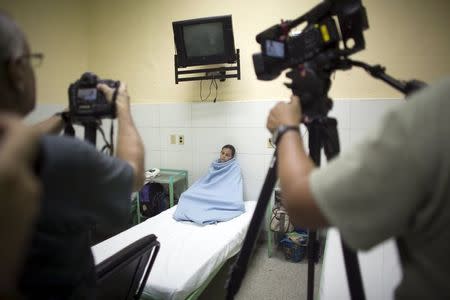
<box><xmin>92</xmin><ymin>200</ymin><xmax>257</xmax><ymax>300</ymax></box>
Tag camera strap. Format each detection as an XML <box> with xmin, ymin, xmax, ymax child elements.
<box><xmin>111</xmin><ymin>81</ymin><xmax>120</xmax><ymax>118</ymax></box>
<box><xmin>64</xmin><ymin>122</ymin><xmax>75</xmax><ymax>137</ymax></box>
<box><xmin>106</xmin><ymin>81</ymin><xmax>120</xmax><ymax>155</ymax></box>
<box><xmin>55</xmin><ymin>111</ymin><xmax>75</xmax><ymax>137</ymax></box>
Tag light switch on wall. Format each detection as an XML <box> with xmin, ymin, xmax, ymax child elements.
<box><xmin>170</xmin><ymin>134</ymin><xmax>176</xmax><ymax>144</ymax></box>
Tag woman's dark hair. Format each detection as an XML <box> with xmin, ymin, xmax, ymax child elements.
<box><xmin>222</xmin><ymin>144</ymin><xmax>236</xmax><ymax>158</ymax></box>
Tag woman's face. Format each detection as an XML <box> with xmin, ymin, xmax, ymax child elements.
<box><xmin>219</xmin><ymin>148</ymin><xmax>233</xmax><ymax>162</ymax></box>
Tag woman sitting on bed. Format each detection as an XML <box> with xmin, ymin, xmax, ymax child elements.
<box><xmin>173</xmin><ymin>144</ymin><xmax>245</xmax><ymax>225</ymax></box>
<box><xmin>218</xmin><ymin>144</ymin><xmax>235</xmax><ymax>163</ymax></box>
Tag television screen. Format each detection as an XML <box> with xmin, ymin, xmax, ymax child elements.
<box><xmin>184</xmin><ymin>22</ymin><xmax>224</xmax><ymax>57</ymax></box>
<box><xmin>173</xmin><ymin>15</ymin><xmax>236</xmax><ymax>67</ymax></box>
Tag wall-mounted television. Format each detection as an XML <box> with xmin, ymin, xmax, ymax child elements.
<box><xmin>173</xmin><ymin>15</ymin><xmax>236</xmax><ymax>67</ymax></box>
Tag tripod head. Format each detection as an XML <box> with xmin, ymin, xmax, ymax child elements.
<box><xmin>285</xmin><ymin>62</ymin><xmax>333</xmax><ymax>119</ymax></box>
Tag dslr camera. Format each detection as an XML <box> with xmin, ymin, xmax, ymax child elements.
<box><xmin>68</xmin><ymin>72</ymin><xmax>119</xmax><ymax>123</ymax></box>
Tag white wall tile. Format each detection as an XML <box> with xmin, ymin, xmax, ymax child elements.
<box><xmin>263</xmin><ymin>154</ymin><xmax>276</xmax><ymax>175</ymax></box>
<box><xmin>223</xmin><ymin>127</ymin><xmax>270</xmax><ymax>155</ymax></box>
<box><xmin>188</xmin><ymin>175</ymin><xmax>195</xmax><ymax>188</ymax></box>
<box><xmin>330</xmin><ymin>100</ymin><xmax>351</xmax><ymax>129</ymax></box>
<box><xmin>226</xmin><ymin>101</ymin><xmax>276</xmax><ymax>128</ymax></box>
<box><xmin>192</xmin><ymin>128</ymin><xmax>229</xmax><ymax>153</ymax></box>
<box><xmin>243</xmin><ymin>177</ymin><xmax>264</xmax><ymax>202</ymax></box>
<box><xmin>194</xmin><ymin>127</ymin><xmax>269</xmax><ymax>155</ymax></box>
<box><xmin>131</xmin><ymin>103</ymin><xmax>159</xmax><ymax>127</ymax></box>
<box><xmin>146</xmin><ymin>150</ymin><xmax>161</xmax><ymax>170</ymax></box>
<box><xmin>350</xmin><ymin>99</ymin><xmax>401</xmax><ymax>130</ymax></box>
<box><xmin>337</xmin><ymin>128</ymin><xmax>351</xmax><ymax>154</ymax></box>
<box><xmin>191</xmin><ymin>102</ymin><xmax>227</xmax><ymax>127</ymax></box>
<box><xmin>160</xmin><ymin>151</ymin><xmax>193</xmax><ymax>174</ymax></box>
<box><xmin>159</xmin><ymin>103</ymin><xmax>191</xmax><ymax>127</ymax></box>
<box><xmin>138</xmin><ymin>127</ymin><xmax>160</xmax><ymax>151</ymax></box>
<box><xmin>238</xmin><ymin>154</ymin><xmax>266</xmax><ymax>182</ymax></box>
<box><xmin>192</xmin><ymin>151</ymin><xmax>217</xmax><ymax>183</ymax></box>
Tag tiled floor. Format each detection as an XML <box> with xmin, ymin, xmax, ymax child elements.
<box><xmin>198</xmin><ymin>238</ymin><xmax>323</xmax><ymax>300</ymax></box>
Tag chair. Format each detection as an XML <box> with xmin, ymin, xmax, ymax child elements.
<box><xmin>95</xmin><ymin>234</ymin><xmax>160</xmax><ymax>300</ymax></box>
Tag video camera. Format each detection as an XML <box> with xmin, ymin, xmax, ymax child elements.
<box><xmin>253</xmin><ymin>0</ymin><xmax>369</xmax><ymax>117</ymax></box>
<box><xmin>68</xmin><ymin>72</ymin><xmax>119</xmax><ymax>123</ymax></box>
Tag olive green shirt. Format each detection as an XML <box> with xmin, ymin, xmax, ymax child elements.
<box><xmin>311</xmin><ymin>78</ymin><xmax>450</xmax><ymax>299</ymax></box>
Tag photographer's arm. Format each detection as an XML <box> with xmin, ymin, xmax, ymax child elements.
<box><xmin>97</xmin><ymin>83</ymin><xmax>145</xmax><ymax>191</ymax></box>
<box><xmin>31</xmin><ymin>112</ymin><xmax>65</xmax><ymax>135</ymax></box>
<box><xmin>267</xmin><ymin>96</ymin><xmax>329</xmax><ymax>228</ymax></box>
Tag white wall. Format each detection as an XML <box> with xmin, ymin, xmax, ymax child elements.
<box><xmin>27</xmin><ymin>97</ymin><xmax>403</xmax><ymax>299</ymax></box>
<box><xmin>319</xmin><ymin>230</ymin><xmax>402</xmax><ymax>300</ymax></box>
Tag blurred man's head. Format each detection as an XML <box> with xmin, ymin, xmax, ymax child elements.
<box><xmin>0</xmin><ymin>11</ymin><xmax>37</xmax><ymax>116</ymax></box>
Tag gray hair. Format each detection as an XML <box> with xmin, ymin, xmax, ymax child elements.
<box><xmin>0</xmin><ymin>11</ymin><xmax>26</xmax><ymax>63</ymax></box>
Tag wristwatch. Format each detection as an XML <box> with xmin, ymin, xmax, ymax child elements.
<box><xmin>272</xmin><ymin>125</ymin><xmax>300</xmax><ymax>145</ymax></box>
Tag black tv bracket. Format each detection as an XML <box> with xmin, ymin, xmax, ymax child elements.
<box><xmin>174</xmin><ymin>49</ymin><xmax>241</xmax><ymax>84</ymax></box>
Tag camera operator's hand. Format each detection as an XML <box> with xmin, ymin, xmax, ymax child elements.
<box><xmin>266</xmin><ymin>95</ymin><xmax>302</xmax><ymax>133</ymax></box>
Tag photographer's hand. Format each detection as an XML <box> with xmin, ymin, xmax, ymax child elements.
<box><xmin>97</xmin><ymin>83</ymin><xmax>145</xmax><ymax>191</ymax></box>
<box><xmin>266</xmin><ymin>95</ymin><xmax>302</xmax><ymax>133</ymax></box>
<box><xmin>97</xmin><ymin>81</ymin><xmax>131</xmax><ymax>112</ymax></box>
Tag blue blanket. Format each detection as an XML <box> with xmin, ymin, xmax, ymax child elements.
<box><xmin>173</xmin><ymin>158</ymin><xmax>245</xmax><ymax>225</ymax></box>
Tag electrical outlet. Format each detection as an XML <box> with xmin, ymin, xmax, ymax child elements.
<box><xmin>178</xmin><ymin>135</ymin><xmax>184</xmax><ymax>145</ymax></box>
<box><xmin>267</xmin><ymin>138</ymin><xmax>275</xmax><ymax>148</ymax></box>
<box><xmin>170</xmin><ymin>134</ymin><xmax>176</xmax><ymax>144</ymax></box>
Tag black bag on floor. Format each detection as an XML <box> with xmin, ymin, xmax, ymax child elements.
<box><xmin>138</xmin><ymin>182</ymin><xmax>168</xmax><ymax>218</ymax></box>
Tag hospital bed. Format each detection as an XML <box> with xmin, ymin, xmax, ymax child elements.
<box><xmin>92</xmin><ymin>200</ymin><xmax>257</xmax><ymax>300</ymax></box>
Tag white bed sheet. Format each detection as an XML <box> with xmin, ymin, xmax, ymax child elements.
<box><xmin>92</xmin><ymin>201</ymin><xmax>257</xmax><ymax>300</ymax></box>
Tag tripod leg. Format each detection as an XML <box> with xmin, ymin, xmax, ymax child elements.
<box><xmin>341</xmin><ymin>241</ymin><xmax>366</xmax><ymax>300</ymax></box>
<box><xmin>226</xmin><ymin>151</ymin><xmax>278</xmax><ymax>299</ymax></box>
<box><xmin>84</xmin><ymin>122</ymin><xmax>97</xmax><ymax>145</ymax></box>
<box><xmin>306</xmin><ymin>122</ymin><xmax>322</xmax><ymax>300</ymax></box>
